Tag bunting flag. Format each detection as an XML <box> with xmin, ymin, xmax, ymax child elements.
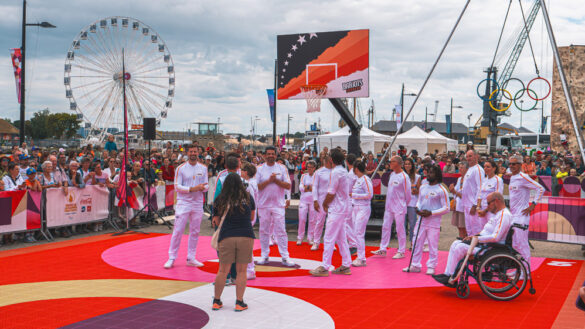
<box><xmin>9</xmin><ymin>48</ymin><xmax>22</xmax><ymax>103</ymax></box>
<box><xmin>266</xmin><ymin>89</ymin><xmax>275</xmax><ymax>123</ymax></box>
<box><xmin>395</xmin><ymin>104</ymin><xmax>402</xmax><ymax>131</ymax></box>
<box><xmin>281</xmin><ymin>135</ymin><xmax>286</xmax><ymax>150</ymax></box>
<box><xmin>116</xmin><ymin>54</ymin><xmax>129</xmax><ymax>207</ymax></box>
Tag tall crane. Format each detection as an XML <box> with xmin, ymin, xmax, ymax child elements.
<box><xmin>476</xmin><ymin>0</ymin><xmax>541</xmax><ymax>149</ymax></box>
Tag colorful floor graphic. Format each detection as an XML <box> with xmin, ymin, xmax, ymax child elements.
<box><xmin>0</xmin><ymin>233</ymin><xmax>584</xmax><ymax>328</ymax></box>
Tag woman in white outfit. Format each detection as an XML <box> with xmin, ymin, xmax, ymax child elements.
<box><xmin>476</xmin><ymin>159</ymin><xmax>504</xmax><ymax>225</ymax></box>
<box><xmin>350</xmin><ymin>160</ymin><xmax>374</xmax><ymax>267</ymax></box>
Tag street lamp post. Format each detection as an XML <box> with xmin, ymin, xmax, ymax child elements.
<box><xmin>19</xmin><ymin>0</ymin><xmax>56</xmax><ymax>144</ymax></box>
<box><xmin>397</xmin><ymin>83</ymin><xmax>416</xmax><ymax>121</ymax></box>
<box><xmin>287</xmin><ymin>114</ymin><xmax>293</xmax><ymax>146</ymax></box>
<box><xmin>450</xmin><ymin>98</ymin><xmax>463</xmax><ymax>139</ymax></box>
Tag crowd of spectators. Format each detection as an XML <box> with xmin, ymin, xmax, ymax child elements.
<box><xmin>1</xmin><ymin>137</ymin><xmax>584</xmax><ymax>245</ymax></box>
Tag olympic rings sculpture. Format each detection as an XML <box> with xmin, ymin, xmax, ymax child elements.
<box><xmin>477</xmin><ymin>76</ymin><xmax>551</xmax><ymax>112</ymax></box>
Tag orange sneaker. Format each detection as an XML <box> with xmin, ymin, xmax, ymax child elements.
<box><xmin>212</xmin><ymin>298</ymin><xmax>222</xmax><ymax>311</ymax></box>
<box><xmin>235</xmin><ymin>299</ymin><xmax>248</xmax><ymax>312</ymax></box>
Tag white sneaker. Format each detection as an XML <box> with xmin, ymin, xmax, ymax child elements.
<box><xmin>296</xmin><ymin>239</ymin><xmax>302</xmax><ymax>245</ymax></box>
<box><xmin>352</xmin><ymin>259</ymin><xmax>366</xmax><ymax>267</ymax></box>
<box><xmin>310</xmin><ymin>243</ymin><xmax>319</xmax><ymax>251</ymax></box>
<box><xmin>282</xmin><ymin>258</ymin><xmax>296</xmax><ymax>267</ymax></box>
<box><xmin>426</xmin><ymin>268</ymin><xmax>435</xmax><ymax>275</ymax></box>
<box><xmin>247</xmin><ymin>271</ymin><xmax>256</xmax><ymax>280</ymax></box>
<box><xmin>186</xmin><ymin>259</ymin><xmax>204</xmax><ymax>267</ymax></box>
<box><xmin>402</xmin><ymin>266</ymin><xmax>421</xmax><ymax>273</ymax></box>
<box><xmin>371</xmin><ymin>249</ymin><xmax>387</xmax><ymax>256</ymax></box>
<box><xmin>392</xmin><ymin>252</ymin><xmax>405</xmax><ymax>259</ymax></box>
<box><xmin>423</xmin><ymin>244</ymin><xmax>429</xmax><ymax>253</ymax></box>
<box><xmin>256</xmin><ymin>257</ymin><xmax>269</xmax><ymax>265</ymax></box>
<box><xmin>163</xmin><ymin>259</ymin><xmax>174</xmax><ymax>269</ymax></box>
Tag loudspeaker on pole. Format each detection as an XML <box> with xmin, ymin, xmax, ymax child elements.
<box><xmin>143</xmin><ymin>117</ymin><xmax>156</xmax><ymax>140</ymax></box>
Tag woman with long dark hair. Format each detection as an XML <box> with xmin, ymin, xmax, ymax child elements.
<box><xmin>212</xmin><ymin>173</ymin><xmax>255</xmax><ymax>312</ymax></box>
<box><xmin>403</xmin><ymin>158</ymin><xmax>421</xmax><ymax>247</ymax></box>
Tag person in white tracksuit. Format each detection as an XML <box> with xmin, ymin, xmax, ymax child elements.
<box><xmin>311</xmin><ymin>155</ymin><xmax>333</xmax><ymax>250</ymax></box>
<box><xmin>255</xmin><ymin>146</ymin><xmax>295</xmax><ymax>267</ymax></box>
<box><xmin>164</xmin><ymin>145</ymin><xmax>209</xmax><ymax>269</ymax></box>
<box><xmin>476</xmin><ymin>159</ymin><xmax>504</xmax><ymax>227</ymax></box>
<box><xmin>345</xmin><ymin>154</ymin><xmax>359</xmax><ymax>253</ymax></box>
<box><xmin>350</xmin><ymin>160</ymin><xmax>373</xmax><ymax>267</ymax></box>
<box><xmin>310</xmin><ymin>148</ymin><xmax>352</xmax><ymax>276</ymax></box>
<box><xmin>372</xmin><ymin>156</ymin><xmax>411</xmax><ymax>259</ymax></box>
<box><xmin>507</xmin><ymin>155</ymin><xmax>544</xmax><ymax>266</ymax></box>
<box><xmin>433</xmin><ymin>192</ymin><xmax>512</xmax><ymax>286</ymax></box>
<box><xmin>241</xmin><ymin>163</ymin><xmax>258</xmax><ymax>279</ymax></box>
<box><xmin>297</xmin><ymin>161</ymin><xmax>317</xmax><ymax>245</ymax></box>
<box><xmin>462</xmin><ymin>150</ymin><xmax>485</xmax><ymax>236</ymax></box>
<box><xmin>403</xmin><ymin>165</ymin><xmax>449</xmax><ymax>275</ymax></box>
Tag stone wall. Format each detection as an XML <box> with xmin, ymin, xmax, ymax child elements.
<box><xmin>551</xmin><ymin>45</ymin><xmax>585</xmax><ymax>152</ymax></box>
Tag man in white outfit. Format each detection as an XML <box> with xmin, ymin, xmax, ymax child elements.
<box><xmin>255</xmin><ymin>146</ymin><xmax>295</xmax><ymax>267</ymax></box>
<box><xmin>433</xmin><ymin>192</ymin><xmax>512</xmax><ymax>286</ymax></box>
<box><xmin>164</xmin><ymin>145</ymin><xmax>209</xmax><ymax>269</ymax></box>
<box><xmin>508</xmin><ymin>155</ymin><xmax>544</xmax><ymax>266</ymax></box>
<box><xmin>462</xmin><ymin>150</ymin><xmax>485</xmax><ymax>236</ymax></box>
<box><xmin>310</xmin><ymin>148</ymin><xmax>352</xmax><ymax>276</ymax></box>
<box><xmin>311</xmin><ymin>155</ymin><xmax>333</xmax><ymax>250</ymax></box>
<box><xmin>345</xmin><ymin>154</ymin><xmax>358</xmax><ymax>255</ymax></box>
<box><xmin>372</xmin><ymin>156</ymin><xmax>411</xmax><ymax>259</ymax></box>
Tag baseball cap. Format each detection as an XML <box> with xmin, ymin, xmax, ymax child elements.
<box><xmin>205</xmin><ymin>155</ymin><xmax>212</xmax><ymax>160</ymax></box>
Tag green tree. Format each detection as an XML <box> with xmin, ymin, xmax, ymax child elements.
<box><xmin>27</xmin><ymin>109</ymin><xmax>51</xmax><ymax>139</ymax></box>
<box><xmin>47</xmin><ymin>112</ymin><xmax>80</xmax><ymax>139</ymax></box>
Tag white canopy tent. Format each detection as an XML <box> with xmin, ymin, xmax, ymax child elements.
<box><xmin>317</xmin><ymin>126</ymin><xmax>392</xmax><ymax>154</ymax></box>
<box><xmin>428</xmin><ymin>130</ymin><xmax>459</xmax><ymax>152</ymax></box>
<box><xmin>391</xmin><ymin>126</ymin><xmax>446</xmax><ymax>155</ymax></box>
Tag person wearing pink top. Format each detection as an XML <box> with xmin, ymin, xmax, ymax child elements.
<box><xmin>372</xmin><ymin>156</ymin><xmax>411</xmax><ymax>259</ymax></box>
<box><xmin>255</xmin><ymin>146</ymin><xmax>295</xmax><ymax>267</ymax></box>
<box><xmin>310</xmin><ymin>149</ymin><xmax>352</xmax><ymax>276</ymax></box>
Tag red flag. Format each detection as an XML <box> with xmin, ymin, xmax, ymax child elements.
<box><xmin>9</xmin><ymin>48</ymin><xmax>22</xmax><ymax>103</ymax></box>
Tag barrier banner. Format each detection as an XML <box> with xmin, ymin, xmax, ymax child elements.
<box><xmin>156</xmin><ymin>184</ymin><xmax>166</xmax><ymax>210</ymax></box>
<box><xmin>530</xmin><ymin>196</ymin><xmax>585</xmax><ymax>244</ymax></box>
<box><xmin>45</xmin><ymin>186</ymin><xmax>109</xmax><ymax>227</ymax></box>
<box><xmin>0</xmin><ymin>190</ymin><xmax>41</xmax><ymax>233</ymax></box>
<box><xmin>165</xmin><ymin>184</ymin><xmax>175</xmax><ymax>208</ymax></box>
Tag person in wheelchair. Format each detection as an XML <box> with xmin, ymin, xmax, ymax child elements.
<box><xmin>432</xmin><ymin>192</ymin><xmax>511</xmax><ymax>287</ymax></box>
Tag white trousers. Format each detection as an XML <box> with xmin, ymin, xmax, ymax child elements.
<box><xmin>381</xmin><ymin>209</ymin><xmax>407</xmax><ymax>253</ymax></box>
<box><xmin>410</xmin><ymin>222</ymin><xmax>440</xmax><ymax>269</ymax></box>
<box><xmin>168</xmin><ymin>206</ymin><xmax>203</xmax><ymax>261</ymax></box>
<box><xmin>258</xmin><ymin>207</ymin><xmax>290</xmax><ymax>259</ymax></box>
<box><xmin>510</xmin><ymin>214</ymin><xmax>531</xmax><ymax>265</ymax></box>
<box><xmin>322</xmin><ymin>212</ymin><xmax>352</xmax><ymax>268</ymax></box>
<box><xmin>464</xmin><ymin>205</ymin><xmax>482</xmax><ymax>236</ymax></box>
<box><xmin>352</xmin><ymin>204</ymin><xmax>371</xmax><ymax>261</ymax></box>
<box><xmin>297</xmin><ymin>201</ymin><xmax>316</xmax><ymax>241</ymax></box>
<box><xmin>345</xmin><ymin>205</ymin><xmax>357</xmax><ymax>248</ymax></box>
<box><xmin>311</xmin><ymin>202</ymin><xmax>327</xmax><ymax>244</ymax></box>
<box><xmin>444</xmin><ymin>240</ymin><xmax>479</xmax><ymax>276</ymax></box>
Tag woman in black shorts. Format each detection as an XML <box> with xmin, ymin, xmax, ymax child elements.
<box><xmin>212</xmin><ymin>173</ymin><xmax>256</xmax><ymax>312</ymax></box>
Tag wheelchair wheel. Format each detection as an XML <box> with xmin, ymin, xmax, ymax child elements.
<box><xmin>456</xmin><ymin>282</ymin><xmax>470</xmax><ymax>299</ymax></box>
<box><xmin>477</xmin><ymin>253</ymin><xmax>527</xmax><ymax>301</ymax></box>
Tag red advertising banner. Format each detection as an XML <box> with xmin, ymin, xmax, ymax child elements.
<box><xmin>9</xmin><ymin>48</ymin><xmax>22</xmax><ymax>104</ymax></box>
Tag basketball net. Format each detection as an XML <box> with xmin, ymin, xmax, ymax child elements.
<box><xmin>300</xmin><ymin>84</ymin><xmax>327</xmax><ymax>113</ymax></box>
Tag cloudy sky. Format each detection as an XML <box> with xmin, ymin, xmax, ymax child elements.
<box><xmin>1</xmin><ymin>0</ymin><xmax>583</xmax><ymax>137</ymax></box>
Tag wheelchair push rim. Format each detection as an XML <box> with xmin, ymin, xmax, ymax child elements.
<box><xmin>477</xmin><ymin>253</ymin><xmax>528</xmax><ymax>301</ymax></box>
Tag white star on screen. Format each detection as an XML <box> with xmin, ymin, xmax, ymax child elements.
<box><xmin>282</xmin><ymin>68</ymin><xmax>286</xmax><ymax>72</ymax></box>
<box><xmin>291</xmin><ymin>44</ymin><xmax>298</xmax><ymax>51</ymax></box>
<box><xmin>287</xmin><ymin>53</ymin><xmax>292</xmax><ymax>58</ymax></box>
<box><xmin>309</xmin><ymin>33</ymin><xmax>318</xmax><ymax>39</ymax></box>
<box><xmin>284</xmin><ymin>60</ymin><xmax>289</xmax><ymax>66</ymax></box>
<box><xmin>297</xmin><ymin>35</ymin><xmax>306</xmax><ymax>45</ymax></box>
<box><xmin>281</xmin><ymin>75</ymin><xmax>284</xmax><ymax>78</ymax></box>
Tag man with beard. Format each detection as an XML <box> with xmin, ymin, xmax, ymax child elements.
<box><xmin>164</xmin><ymin>145</ymin><xmax>209</xmax><ymax>269</ymax></box>
<box><xmin>255</xmin><ymin>146</ymin><xmax>295</xmax><ymax>267</ymax></box>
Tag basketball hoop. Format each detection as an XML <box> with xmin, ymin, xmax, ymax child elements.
<box><xmin>300</xmin><ymin>84</ymin><xmax>327</xmax><ymax>113</ymax></box>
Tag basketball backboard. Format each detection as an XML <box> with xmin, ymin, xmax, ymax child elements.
<box><xmin>277</xmin><ymin>29</ymin><xmax>369</xmax><ymax>100</ymax></box>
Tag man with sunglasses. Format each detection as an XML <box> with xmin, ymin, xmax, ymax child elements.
<box><xmin>508</xmin><ymin>155</ymin><xmax>544</xmax><ymax>266</ymax></box>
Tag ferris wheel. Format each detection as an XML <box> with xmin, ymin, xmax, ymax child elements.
<box><xmin>64</xmin><ymin>16</ymin><xmax>174</xmax><ymax>143</ymax></box>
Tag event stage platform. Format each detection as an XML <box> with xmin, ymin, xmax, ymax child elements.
<box><xmin>1</xmin><ymin>233</ymin><xmax>583</xmax><ymax>328</ymax></box>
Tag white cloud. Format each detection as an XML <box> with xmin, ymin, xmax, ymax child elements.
<box><xmin>1</xmin><ymin>0</ymin><xmax>584</xmax><ymax>137</ymax></box>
